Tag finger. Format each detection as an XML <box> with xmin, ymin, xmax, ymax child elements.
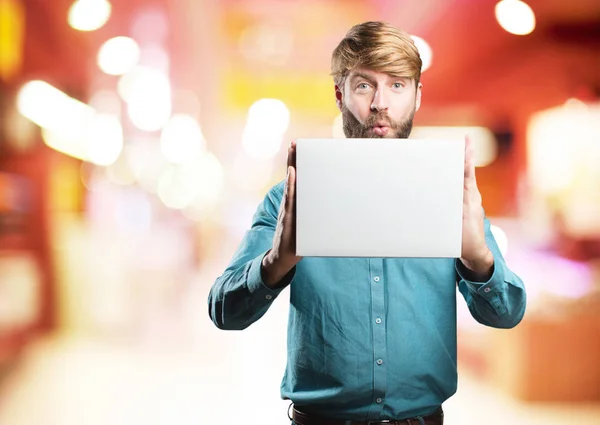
<box><xmin>277</xmin><ymin>168</ymin><xmax>290</xmax><ymax>222</ymax></box>
<box><xmin>287</xmin><ymin>145</ymin><xmax>293</xmax><ymax>169</ymax></box>
<box><xmin>290</xmin><ymin>140</ymin><xmax>297</xmax><ymax>169</ymax></box>
<box><xmin>287</xmin><ymin>165</ymin><xmax>298</xmax><ymax>256</ymax></box>
<box><xmin>287</xmin><ymin>140</ymin><xmax>297</xmax><ymax>169</ymax></box>
<box><xmin>287</xmin><ymin>165</ymin><xmax>296</xmax><ymax>214</ymax></box>
<box><xmin>464</xmin><ymin>136</ymin><xmax>476</xmax><ymax>182</ymax></box>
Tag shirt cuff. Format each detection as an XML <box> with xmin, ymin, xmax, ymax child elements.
<box><xmin>456</xmin><ymin>258</ymin><xmax>508</xmax><ymax>315</ymax></box>
<box><xmin>247</xmin><ymin>251</ymin><xmax>294</xmax><ymax>302</ymax></box>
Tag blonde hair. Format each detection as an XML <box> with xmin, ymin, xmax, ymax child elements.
<box><xmin>331</xmin><ymin>21</ymin><xmax>422</xmax><ymax>88</ymax></box>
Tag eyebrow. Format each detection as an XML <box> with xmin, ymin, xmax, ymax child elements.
<box><xmin>349</xmin><ymin>73</ymin><xmax>411</xmax><ymax>85</ymax></box>
<box><xmin>349</xmin><ymin>72</ymin><xmax>376</xmax><ymax>84</ymax></box>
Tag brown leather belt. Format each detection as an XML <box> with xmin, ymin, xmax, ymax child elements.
<box><xmin>292</xmin><ymin>406</ymin><xmax>444</xmax><ymax>425</ymax></box>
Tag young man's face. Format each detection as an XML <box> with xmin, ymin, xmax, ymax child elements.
<box><xmin>335</xmin><ymin>68</ymin><xmax>422</xmax><ymax>139</ymax></box>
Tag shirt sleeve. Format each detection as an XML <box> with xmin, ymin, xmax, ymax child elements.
<box><xmin>208</xmin><ymin>182</ymin><xmax>296</xmax><ymax>330</ymax></box>
<box><xmin>455</xmin><ymin>217</ymin><xmax>526</xmax><ymax>329</ymax></box>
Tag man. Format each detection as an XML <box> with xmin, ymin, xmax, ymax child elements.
<box><xmin>208</xmin><ymin>21</ymin><xmax>526</xmax><ymax>425</ymax></box>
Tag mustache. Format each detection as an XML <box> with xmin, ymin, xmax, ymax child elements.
<box><xmin>365</xmin><ymin>112</ymin><xmax>396</xmax><ymax>128</ymax></box>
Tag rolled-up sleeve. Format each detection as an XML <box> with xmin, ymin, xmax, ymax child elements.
<box><xmin>456</xmin><ymin>218</ymin><xmax>526</xmax><ymax>329</ymax></box>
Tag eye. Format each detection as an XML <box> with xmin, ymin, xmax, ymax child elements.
<box><xmin>356</xmin><ymin>82</ymin><xmax>370</xmax><ymax>91</ymax></box>
<box><xmin>392</xmin><ymin>82</ymin><xmax>404</xmax><ymax>89</ymax></box>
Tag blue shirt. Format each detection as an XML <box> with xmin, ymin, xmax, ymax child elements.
<box><xmin>208</xmin><ymin>181</ymin><xmax>526</xmax><ymax>421</ymax></box>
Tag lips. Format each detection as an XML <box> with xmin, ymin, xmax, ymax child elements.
<box><xmin>372</xmin><ymin>125</ymin><xmax>389</xmax><ymax>136</ymax></box>
<box><xmin>369</xmin><ymin>117</ymin><xmax>392</xmax><ymax>137</ymax></box>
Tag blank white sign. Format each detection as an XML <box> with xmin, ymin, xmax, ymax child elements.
<box><xmin>295</xmin><ymin>138</ymin><xmax>464</xmax><ymax>258</ymax></box>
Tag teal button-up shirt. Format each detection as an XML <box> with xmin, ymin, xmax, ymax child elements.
<box><xmin>208</xmin><ymin>181</ymin><xmax>526</xmax><ymax>421</ymax></box>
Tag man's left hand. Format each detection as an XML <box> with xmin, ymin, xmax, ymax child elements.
<box><xmin>460</xmin><ymin>136</ymin><xmax>494</xmax><ymax>276</ymax></box>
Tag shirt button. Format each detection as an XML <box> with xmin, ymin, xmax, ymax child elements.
<box><xmin>265</xmin><ymin>294</ymin><xmax>273</xmax><ymax>300</ymax></box>
<box><xmin>376</xmin><ymin>398</ymin><xmax>383</xmax><ymax>404</ymax></box>
<box><xmin>373</xmin><ymin>276</ymin><xmax>380</xmax><ymax>282</ymax></box>
<box><xmin>483</xmin><ymin>288</ymin><xmax>491</xmax><ymax>293</ymax></box>
<box><xmin>375</xmin><ymin>318</ymin><xmax>382</xmax><ymax>324</ymax></box>
<box><xmin>376</xmin><ymin>359</ymin><xmax>383</xmax><ymax>365</ymax></box>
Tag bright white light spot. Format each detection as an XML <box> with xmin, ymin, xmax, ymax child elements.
<box><xmin>248</xmin><ymin>98</ymin><xmax>290</xmax><ymax>134</ymax></box>
<box><xmin>97</xmin><ymin>36</ymin><xmax>140</xmax><ymax>75</ymax></box>
<box><xmin>490</xmin><ymin>225</ymin><xmax>508</xmax><ymax>256</ymax></box>
<box><xmin>410</xmin><ymin>126</ymin><xmax>498</xmax><ymax>167</ymax></box>
<box><xmin>68</xmin><ymin>0</ymin><xmax>111</xmax><ymax>32</ymax></box>
<box><xmin>41</xmin><ymin>114</ymin><xmax>123</xmax><ymax>166</ymax></box>
<box><xmin>410</xmin><ymin>35</ymin><xmax>433</xmax><ymax>72</ymax></box>
<box><xmin>42</xmin><ymin>128</ymin><xmax>88</xmax><ymax>161</ymax></box>
<box><xmin>17</xmin><ymin>80</ymin><xmax>95</xmax><ymax>132</ymax></box>
<box><xmin>117</xmin><ymin>66</ymin><xmax>169</xmax><ymax>104</ymax></box>
<box><xmin>128</xmin><ymin>100</ymin><xmax>171</xmax><ymax>132</ymax></box>
<box><xmin>242</xmin><ymin>98</ymin><xmax>290</xmax><ymax>160</ymax></box>
<box><xmin>16</xmin><ymin>80</ymin><xmax>121</xmax><ymax>163</ymax></box>
<box><xmin>119</xmin><ymin>67</ymin><xmax>171</xmax><ymax>131</ymax></box>
<box><xmin>495</xmin><ymin>0</ymin><xmax>536</xmax><ymax>36</ymax></box>
<box><xmin>86</xmin><ymin>114</ymin><xmax>123</xmax><ymax>166</ymax></box>
<box><xmin>160</xmin><ymin>114</ymin><xmax>205</xmax><ymax>164</ymax></box>
<box><xmin>528</xmin><ymin>101</ymin><xmax>600</xmax><ymax>197</ymax></box>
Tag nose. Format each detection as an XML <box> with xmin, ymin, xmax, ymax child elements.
<box><xmin>370</xmin><ymin>88</ymin><xmax>388</xmax><ymax>112</ymax></box>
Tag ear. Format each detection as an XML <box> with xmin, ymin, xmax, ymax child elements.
<box><xmin>415</xmin><ymin>82</ymin><xmax>423</xmax><ymax>112</ymax></box>
<box><xmin>335</xmin><ymin>84</ymin><xmax>343</xmax><ymax>111</ymax></box>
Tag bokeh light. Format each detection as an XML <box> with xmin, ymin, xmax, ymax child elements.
<box><xmin>160</xmin><ymin>114</ymin><xmax>206</xmax><ymax>164</ymax></box>
<box><xmin>68</xmin><ymin>0</ymin><xmax>112</xmax><ymax>32</ymax></box>
<box><xmin>490</xmin><ymin>224</ymin><xmax>509</xmax><ymax>256</ymax></box>
<box><xmin>495</xmin><ymin>0</ymin><xmax>536</xmax><ymax>35</ymax></box>
<box><xmin>242</xmin><ymin>98</ymin><xmax>290</xmax><ymax>160</ymax></box>
<box><xmin>85</xmin><ymin>114</ymin><xmax>123</xmax><ymax>166</ymax></box>
<box><xmin>411</xmin><ymin>35</ymin><xmax>433</xmax><ymax>72</ymax></box>
<box><xmin>97</xmin><ymin>37</ymin><xmax>141</xmax><ymax>76</ymax></box>
<box><xmin>118</xmin><ymin>67</ymin><xmax>172</xmax><ymax>131</ymax></box>
<box><xmin>17</xmin><ymin>80</ymin><xmax>94</xmax><ymax>131</ymax></box>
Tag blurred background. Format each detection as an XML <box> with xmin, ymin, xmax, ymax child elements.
<box><xmin>0</xmin><ymin>0</ymin><xmax>599</xmax><ymax>424</ymax></box>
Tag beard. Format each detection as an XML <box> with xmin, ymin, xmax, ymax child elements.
<box><xmin>341</xmin><ymin>105</ymin><xmax>415</xmax><ymax>139</ymax></box>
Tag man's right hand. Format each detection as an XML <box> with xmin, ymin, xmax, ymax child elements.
<box><xmin>261</xmin><ymin>141</ymin><xmax>303</xmax><ymax>288</ymax></box>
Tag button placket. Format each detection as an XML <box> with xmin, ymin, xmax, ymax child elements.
<box><xmin>367</xmin><ymin>258</ymin><xmax>387</xmax><ymax>420</ymax></box>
